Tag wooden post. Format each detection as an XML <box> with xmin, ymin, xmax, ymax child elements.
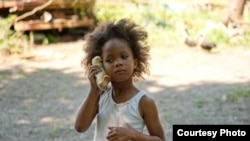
<box><xmin>29</xmin><ymin>31</ymin><xmax>34</xmax><ymax>50</ymax></box>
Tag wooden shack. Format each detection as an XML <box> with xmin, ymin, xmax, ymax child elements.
<box><xmin>0</xmin><ymin>0</ymin><xmax>96</xmax><ymax>32</ymax></box>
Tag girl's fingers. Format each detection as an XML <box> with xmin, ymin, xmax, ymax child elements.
<box><xmin>88</xmin><ymin>69</ymin><xmax>97</xmax><ymax>79</ymax></box>
<box><xmin>108</xmin><ymin>127</ymin><xmax>115</xmax><ymax>130</ymax></box>
<box><xmin>87</xmin><ymin>66</ymin><xmax>102</xmax><ymax>89</ymax></box>
<box><xmin>87</xmin><ymin>66</ymin><xmax>100</xmax><ymax>79</ymax></box>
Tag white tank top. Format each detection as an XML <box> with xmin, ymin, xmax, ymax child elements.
<box><xmin>93</xmin><ymin>87</ymin><xmax>146</xmax><ymax>141</ymax></box>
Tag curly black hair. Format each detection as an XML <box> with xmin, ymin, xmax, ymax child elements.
<box><xmin>81</xmin><ymin>18</ymin><xmax>150</xmax><ymax>79</ymax></box>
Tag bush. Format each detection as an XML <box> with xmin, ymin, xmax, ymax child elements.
<box><xmin>0</xmin><ymin>15</ymin><xmax>28</xmax><ymax>55</ymax></box>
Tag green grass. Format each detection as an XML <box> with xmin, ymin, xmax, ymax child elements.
<box><xmin>0</xmin><ymin>73</ymin><xmax>11</xmax><ymax>79</ymax></box>
<box><xmin>227</xmin><ymin>87</ymin><xmax>250</xmax><ymax>102</ymax></box>
<box><xmin>49</xmin><ymin>124</ymin><xmax>61</xmax><ymax>138</ymax></box>
<box><xmin>194</xmin><ymin>99</ymin><xmax>208</xmax><ymax>108</ymax></box>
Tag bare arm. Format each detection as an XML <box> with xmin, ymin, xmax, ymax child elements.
<box><xmin>132</xmin><ymin>95</ymin><xmax>166</xmax><ymax>141</ymax></box>
<box><xmin>74</xmin><ymin>65</ymin><xmax>101</xmax><ymax>133</ymax></box>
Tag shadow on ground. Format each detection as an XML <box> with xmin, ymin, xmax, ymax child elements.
<box><xmin>0</xmin><ymin>65</ymin><xmax>249</xmax><ymax>141</ymax></box>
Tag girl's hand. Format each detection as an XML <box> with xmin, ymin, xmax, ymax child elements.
<box><xmin>87</xmin><ymin>65</ymin><xmax>100</xmax><ymax>89</ymax></box>
<box><xmin>106</xmin><ymin>127</ymin><xmax>133</xmax><ymax>141</ymax></box>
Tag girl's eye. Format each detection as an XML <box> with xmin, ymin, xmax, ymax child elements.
<box><xmin>122</xmin><ymin>55</ymin><xmax>128</xmax><ymax>59</ymax></box>
<box><xmin>106</xmin><ymin>59</ymin><xmax>113</xmax><ymax>63</ymax></box>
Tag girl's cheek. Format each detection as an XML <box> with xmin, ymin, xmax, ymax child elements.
<box><xmin>103</xmin><ymin>65</ymin><xmax>110</xmax><ymax>74</ymax></box>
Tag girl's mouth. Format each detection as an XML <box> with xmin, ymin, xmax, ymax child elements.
<box><xmin>115</xmin><ymin>69</ymin><xmax>126</xmax><ymax>74</ymax></box>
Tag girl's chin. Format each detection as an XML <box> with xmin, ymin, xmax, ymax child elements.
<box><xmin>111</xmin><ymin>77</ymin><xmax>132</xmax><ymax>83</ymax></box>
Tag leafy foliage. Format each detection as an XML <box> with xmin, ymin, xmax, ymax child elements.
<box><xmin>0</xmin><ymin>15</ymin><xmax>29</xmax><ymax>55</ymax></box>
<box><xmin>94</xmin><ymin>1</ymin><xmax>250</xmax><ymax>48</ymax></box>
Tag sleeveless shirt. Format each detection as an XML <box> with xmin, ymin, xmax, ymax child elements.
<box><xmin>93</xmin><ymin>87</ymin><xmax>146</xmax><ymax>141</ymax></box>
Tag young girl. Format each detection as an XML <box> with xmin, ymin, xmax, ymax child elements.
<box><xmin>75</xmin><ymin>18</ymin><xmax>166</xmax><ymax>141</ymax></box>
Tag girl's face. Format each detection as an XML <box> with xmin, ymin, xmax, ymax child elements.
<box><xmin>101</xmin><ymin>38</ymin><xmax>137</xmax><ymax>82</ymax></box>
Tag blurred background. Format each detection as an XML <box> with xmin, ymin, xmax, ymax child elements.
<box><xmin>0</xmin><ymin>0</ymin><xmax>250</xmax><ymax>141</ymax></box>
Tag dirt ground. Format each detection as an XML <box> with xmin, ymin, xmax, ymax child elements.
<box><xmin>0</xmin><ymin>39</ymin><xmax>250</xmax><ymax>141</ymax></box>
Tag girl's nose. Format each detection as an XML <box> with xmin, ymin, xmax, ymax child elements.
<box><xmin>114</xmin><ymin>58</ymin><xmax>123</xmax><ymax>67</ymax></box>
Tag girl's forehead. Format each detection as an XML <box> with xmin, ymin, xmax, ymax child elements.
<box><xmin>102</xmin><ymin>38</ymin><xmax>132</xmax><ymax>54</ymax></box>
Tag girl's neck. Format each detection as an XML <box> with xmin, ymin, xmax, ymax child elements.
<box><xmin>111</xmin><ymin>78</ymin><xmax>139</xmax><ymax>103</ymax></box>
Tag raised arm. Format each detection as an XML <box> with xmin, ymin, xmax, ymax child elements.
<box><xmin>74</xmin><ymin>65</ymin><xmax>101</xmax><ymax>133</ymax></box>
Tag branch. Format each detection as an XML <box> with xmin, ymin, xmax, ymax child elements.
<box><xmin>15</xmin><ymin>0</ymin><xmax>54</xmax><ymax>22</ymax></box>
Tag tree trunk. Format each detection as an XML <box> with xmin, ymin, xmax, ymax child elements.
<box><xmin>221</xmin><ymin>0</ymin><xmax>246</xmax><ymax>26</ymax></box>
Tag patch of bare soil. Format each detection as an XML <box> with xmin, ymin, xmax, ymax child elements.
<box><xmin>0</xmin><ymin>40</ymin><xmax>250</xmax><ymax>141</ymax></box>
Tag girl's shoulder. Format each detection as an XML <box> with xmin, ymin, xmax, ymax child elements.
<box><xmin>139</xmin><ymin>93</ymin><xmax>155</xmax><ymax>105</ymax></box>
<box><xmin>138</xmin><ymin>92</ymin><xmax>158</xmax><ymax>114</ymax></box>
<box><xmin>138</xmin><ymin>91</ymin><xmax>157</xmax><ymax>119</ymax></box>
